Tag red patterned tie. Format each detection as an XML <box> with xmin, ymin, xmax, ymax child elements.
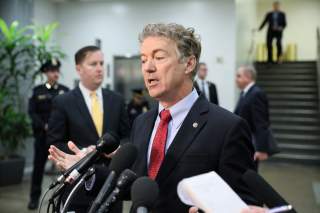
<box><xmin>148</xmin><ymin>109</ymin><xmax>172</xmax><ymax>180</ymax></box>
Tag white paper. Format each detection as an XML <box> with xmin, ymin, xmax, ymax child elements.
<box><xmin>177</xmin><ymin>171</ymin><xmax>247</xmax><ymax>213</ymax></box>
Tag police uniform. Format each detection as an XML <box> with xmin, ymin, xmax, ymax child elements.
<box><xmin>127</xmin><ymin>88</ymin><xmax>149</xmax><ymax>126</ymax></box>
<box><xmin>28</xmin><ymin>60</ymin><xmax>69</xmax><ymax>209</ymax></box>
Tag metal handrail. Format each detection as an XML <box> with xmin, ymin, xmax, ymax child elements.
<box><xmin>317</xmin><ymin>27</ymin><xmax>320</xmax><ymax>113</ymax></box>
<box><xmin>246</xmin><ymin>28</ymin><xmax>257</xmax><ymax>64</ymax></box>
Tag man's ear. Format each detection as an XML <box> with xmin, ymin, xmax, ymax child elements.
<box><xmin>76</xmin><ymin>64</ymin><xmax>81</xmax><ymax>73</ymax></box>
<box><xmin>184</xmin><ymin>56</ymin><xmax>197</xmax><ymax>75</ymax></box>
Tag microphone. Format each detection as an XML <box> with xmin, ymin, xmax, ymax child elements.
<box><xmin>242</xmin><ymin>170</ymin><xmax>297</xmax><ymax>213</ymax></box>
<box><xmin>49</xmin><ymin>152</ymin><xmax>93</xmax><ymax>189</ymax></box>
<box><xmin>97</xmin><ymin>169</ymin><xmax>137</xmax><ymax>213</ymax></box>
<box><xmin>88</xmin><ymin>143</ymin><xmax>138</xmax><ymax>213</ymax></box>
<box><xmin>131</xmin><ymin>177</ymin><xmax>159</xmax><ymax>213</ymax></box>
<box><xmin>51</xmin><ymin>132</ymin><xmax>120</xmax><ymax>198</ymax></box>
<box><xmin>66</xmin><ymin>132</ymin><xmax>120</xmax><ymax>183</ymax></box>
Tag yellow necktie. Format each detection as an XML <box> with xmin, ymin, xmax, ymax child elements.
<box><xmin>90</xmin><ymin>92</ymin><xmax>103</xmax><ymax>137</ymax></box>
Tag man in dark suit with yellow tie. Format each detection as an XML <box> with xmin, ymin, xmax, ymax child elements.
<box><xmin>47</xmin><ymin>46</ymin><xmax>130</xmax><ymax>212</ymax></box>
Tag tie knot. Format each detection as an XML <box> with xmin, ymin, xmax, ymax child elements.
<box><xmin>160</xmin><ymin>109</ymin><xmax>171</xmax><ymax>123</ymax></box>
<box><xmin>90</xmin><ymin>91</ymin><xmax>97</xmax><ymax>98</ymax></box>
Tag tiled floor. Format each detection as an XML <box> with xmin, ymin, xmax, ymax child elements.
<box><xmin>0</xmin><ymin>162</ymin><xmax>319</xmax><ymax>213</ymax></box>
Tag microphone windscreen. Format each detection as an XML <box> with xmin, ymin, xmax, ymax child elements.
<box><xmin>131</xmin><ymin>177</ymin><xmax>159</xmax><ymax>211</ymax></box>
<box><xmin>97</xmin><ymin>132</ymin><xmax>120</xmax><ymax>154</ymax></box>
<box><xmin>109</xmin><ymin>143</ymin><xmax>138</xmax><ymax>175</ymax></box>
<box><xmin>116</xmin><ymin>169</ymin><xmax>138</xmax><ymax>190</ymax></box>
<box><xmin>242</xmin><ymin>170</ymin><xmax>296</xmax><ymax>212</ymax></box>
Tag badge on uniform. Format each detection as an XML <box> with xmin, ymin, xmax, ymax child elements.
<box><xmin>59</xmin><ymin>90</ymin><xmax>65</xmax><ymax>95</ymax></box>
<box><xmin>142</xmin><ymin>106</ymin><xmax>148</xmax><ymax>113</ymax></box>
<box><xmin>37</xmin><ymin>94</ymin><xmax>47</xmax><ymax>100</ymax></box>
<box><xmin>45</xmin><ymin>83</ymin><xmax>52</xmax><ymax>89</ymax></box>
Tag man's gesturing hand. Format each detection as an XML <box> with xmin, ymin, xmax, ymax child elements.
<box><xmin>48</xmin><ymin>141</ymin><xmax>95</xmax><ymax>171</ymax></box>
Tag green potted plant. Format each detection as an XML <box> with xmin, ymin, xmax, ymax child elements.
<box><xmin>32</xmin><ymin>22</ymin><xmax>65</xmax><ymax>82</ymax></box>
<box><xmin>0</xmin><ymin>19</ymin><xmax>35</xmax><ymax>186</ymax></box>
<box><xmin>0</xmin><ymin>19</ymin><xmax>64</xmax><ymax>186</ymax></box>
<box><xmin>0</xmin><ymin>89</ymin><xmax>31</xmax><ymax>186</ymax></box>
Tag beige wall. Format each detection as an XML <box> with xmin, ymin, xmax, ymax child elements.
<box><xmin>256</xmin><ymin>0</ymin><xmax>320</xmax><ymax>60</ymax></box>
<box><xmin>34</xmin><ymin>0</ymin><xmax>239</xmax><ymax>111</ymax></box>
<box><xmin>236</xmin><ymin>0</ymin><xmax>257</xmax><ymax>66</ymax></box>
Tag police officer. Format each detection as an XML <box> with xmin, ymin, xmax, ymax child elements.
<box><xmin>127</xmin><ymin>88</ymin><xmax>149</xmax><ymax>126</ymax></box>
<box><xmin>28</xmin><ymin>59</ymin><xmax>69</xmax><ymax>210</ymax></box>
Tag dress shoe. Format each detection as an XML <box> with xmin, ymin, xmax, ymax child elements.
<box><xmin>28</xmin><ymin>199</ymin><xmax>39</xmax><ymax>210</ymax></box>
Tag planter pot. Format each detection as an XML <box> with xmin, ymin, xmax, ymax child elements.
<box><xmin>0</xmin><ymin>155</ymin><xmax>25</xmax><ymax>186</ymax></box>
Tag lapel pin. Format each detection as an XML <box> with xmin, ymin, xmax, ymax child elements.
<box><xmin>192</xmin><ymin>122</ymin><xmax>198</xmax><ymax>128</ymax></box>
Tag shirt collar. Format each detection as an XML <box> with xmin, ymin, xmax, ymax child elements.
<box><xmin>158</xmin><ymin>89</ymin><xmax>199</xmax><ymax>129</ymax></box>
<box><xmin>196</xmin><ymin>77</ymin><xmax>206</xmax><ymax>85</ymax></box>
<box><xmin>243</xmin><ymin>82</ymin><xmax>255</xmax><ymax>95</ymax></box>
<box><xmin>79</xmin><ymin>82</ymin><xmax>102</xmax><ymax>99</ymax></box>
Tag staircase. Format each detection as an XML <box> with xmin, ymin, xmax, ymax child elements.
<box><xmin>255</xmin><ymin>61</ymin><xmax>320</xmax><ymax>165</ymax></box>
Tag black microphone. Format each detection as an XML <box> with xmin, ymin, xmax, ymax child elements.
<box><xmin>66</xmin><ymin>132</ymin><xmax>119</xmax><ymax>183</ymax></box>
<box><xmin>242</xmin><ymin>170</ymin><xmax>296</xmax><ymax>212</ymax></box>
<box><xmin>49</xmin><ymin>132</ymin><xmax>119</xmax><ymax>189</ymax></box>
<box><xmin>88</xmin><ymin>143</ymin><xmax>138</xmax><ymax>213</ymax></box>
<box><xmin>49</xmin><ymin>152</ymin><xmax>93</xmax><ymax>189</ymax></box>
<box><xmin>51</xmin><ymin>132</ymin><xmax>120</xmax><ymax>198</ymax></box>
<box><xmin>131</xmin><ymin>177</ymin><xmax>159</xmax><ymax>213</ymax></box>
<box><xmin>97</xmin><ymin>169</ymin><xmax>137</xmax><ymax>213</ymax></box>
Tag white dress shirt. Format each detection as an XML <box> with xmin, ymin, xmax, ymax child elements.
<box><xmin>147</xmin><ymin>89</ymin><xmax>199</xmax><ymax>165</ymax></box>
<box><xmin>242</xmin><ymin>82</ymin><xmax>255</xmax><ymax>96</ymax></box>
<box><xmin>79</xmin><ymin>82</ymin><xmax>104</xmax><ymax>113</ymax></box>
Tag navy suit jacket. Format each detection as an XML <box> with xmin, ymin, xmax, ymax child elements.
<box><xmin>130</xmin><ymin>95</ymin><xmax>257</xmax><ymax>212</ymax></box>
<box><xmin>194</xmin><ymin>81</ymin><xmax>219</xmax><ymax>105</ymax></box>
<box><xmin>259</xmin><ymin>11</ymin><xmax>287</xmax><ymax>32</ymax></box>
<box><xmin>47</xmin><ymin>86</ymin><xmax>130</xmax><ymax>151</ymax></box>
<box><xmin>234</xmin><ymin>84</ymin><xmax>276</xmax><ymax>154</ymax></box>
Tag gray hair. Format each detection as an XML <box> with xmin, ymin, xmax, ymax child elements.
<box><xmin>239</xmin><ymin>65</ymin><xmax>257</xmax><ymax>81</ymax></box>
<box><xmin>139</xmin><ymin>23</ymin><xmax>202</xmax><ymax>78</ymax></box>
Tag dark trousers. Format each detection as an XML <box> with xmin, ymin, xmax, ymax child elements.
<box><xmin>30</xmin><ymin>132</ymin><xmax>49</xmax><ymax>201</ymax></box>
<box><xmin>267</xmin><ymin>30</ymin><xmax>283</xmax><ymax>62</ymax></box>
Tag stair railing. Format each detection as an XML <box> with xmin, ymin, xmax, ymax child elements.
<box><xmin>317</xmin><ymin>27</ymin><xmax>320</xmax><ymax>113</ymax></box>
<box><xmin>246</xmin><ymin>28</ymin><xmax>257</xmax><ymax>64</ymax></box>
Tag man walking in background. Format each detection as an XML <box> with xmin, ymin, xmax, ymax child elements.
<box><xmin>194</xmin><ymin>62</ymin><xmax>219</xmax><ymax>105</ymax></box>
<box><xmin>234</xmin><ymin>65</ymin><xmax>278</xmax><ymax>169</ymax></box>
<box><xmin>259</xmin><ymin>1</ymin><xmax>286</xmax><ymax>63</ymax></box>
<box><xmin>28</xmin><ymin>59</ymin><xmax>69</xmax><ymax>209</ymax></box>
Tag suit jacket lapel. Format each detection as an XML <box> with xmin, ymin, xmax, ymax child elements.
<box><xmin>74</xmin><ymin>86</ymin><xmax>98</xmax><ymax>137</ymax></box>
<box><xmin>156</xmin><ymin>95</ymin><xmax>209</xmax><ymax>184</ymax></box>
<box><xmin>136</xmin><ymin>107</ymin><xmax>158</xmax><ymax>176</ymax></box>
<box><xmin>246</xmin><ymin>84</ymin><xmax>256</xmax><ymax>97</ymax></box>
<box><xmin>235</xmin><ymin>84</ymin><xmax>256</xmax><ymax>114</ymax></box>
